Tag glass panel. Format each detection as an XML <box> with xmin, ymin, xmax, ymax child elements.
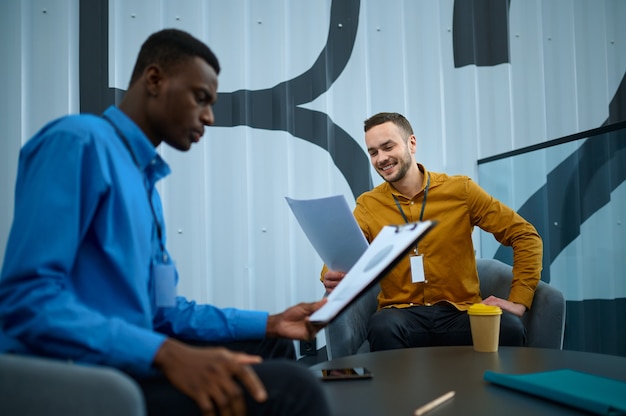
<box><xmin>478</xmin><ymin>125</ymin><xmax>626</xmax><ymax>356</ymax></box>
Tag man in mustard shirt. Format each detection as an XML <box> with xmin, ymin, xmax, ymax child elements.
<box><xmin>322</xmin><ymin>112</ymin><xmax>542</xmax><ymax>350</ymax></box>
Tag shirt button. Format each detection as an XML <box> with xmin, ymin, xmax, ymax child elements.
<box><xmin>425</xmin><ymin>302</ymin><xmax>431</xmax><ymax>306</ymax></box>
<box><xmin>410</xmin><ymin>201</ymin><xmax>414</xmax><ymax>205</ymax></box>
<box><xmin>424</xmin><ymin>280</ymin><xmax>428</xmax><ymax>284</ymax></box>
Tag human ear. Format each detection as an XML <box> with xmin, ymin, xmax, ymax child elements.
<box><xmin>144</xmin><ymin>65</ymin><xmax>164</xmax><ymax>97</ymax></box>
<box><xmin>408</xmin><ymin>134</ymin><xmax>417</xmax><ymax>152</ymax></box>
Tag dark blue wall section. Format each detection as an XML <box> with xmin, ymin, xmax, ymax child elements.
<box><xmin>453</xmin><ymin>0</ymin><xmax>511</xmax><ymax>68</ymax></box>
<box><xmin>565</xmin><ymin>299</ymin><xmax>626</xmax><ymax>357</ymax></box>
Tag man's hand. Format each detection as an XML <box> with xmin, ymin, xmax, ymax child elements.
<box><xmin>482</xmin><ymin>295</ymin><xmax>526</xmax><ymax>317</ymax></box>
<box><xmin>154</xmin><ymin>338</ymin><xmax>265</xmax><ymax>416</ymax></box>
<box><xmin>266</xmin><ymin>298</ymin><xmax>327</xmax><ymax>340</ymax></box>
<box><xmin>322</xmin><ymin>270</ymin><xmax>346</xmax><ymax>294</ymax></box>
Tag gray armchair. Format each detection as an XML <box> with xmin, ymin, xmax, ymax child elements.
<box><xmin>324</xmin><ymin>258</ymin><xmax>566</xmax><ymax>360</ymax></box>
<box><xmin>0</xmin><ymin>353</ymin><xmax>145</xmax><ymax>415</ymax></box>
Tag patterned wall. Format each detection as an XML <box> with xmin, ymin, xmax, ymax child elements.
<box><xmin>1</xmin><ymin>0</ymin><xmax>625</xmax><ymax>354</ymax></box>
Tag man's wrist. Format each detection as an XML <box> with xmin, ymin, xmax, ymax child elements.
<box><xmin>153</xmin><ymin>338</ymin><xmax>179</xmax><ymax>370</ymax></box>
<box><xmin>265</xmin><ymin>314</ymin><xmax>279</xmax><ymax>338</ymax></box>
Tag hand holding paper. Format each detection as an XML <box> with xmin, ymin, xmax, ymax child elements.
<box><xmin>286</xmin><ymin>195</ymin><xmax>436</xmax><ymax>324</ymax></box>
<box><xmin>309</xmin><ymin>221</ymin><xmax>435</xmax><ymax>324</ymax></box>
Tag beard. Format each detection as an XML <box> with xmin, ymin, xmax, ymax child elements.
<box><xmin>376</xmin><ymin>148</ymin><xmax>413</xmax><ymax>184</ymax></box>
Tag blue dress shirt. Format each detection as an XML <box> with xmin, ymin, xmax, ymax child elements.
<box><xmin>0</xmin><ymin>106</ymin><xmax>268</xmax><ymax>376</ymax></box>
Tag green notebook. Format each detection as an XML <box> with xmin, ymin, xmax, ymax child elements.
<box><xmin>484</xmin><ymin>369</ymin><xmax>626</xmax><ymax>415</ymax></box>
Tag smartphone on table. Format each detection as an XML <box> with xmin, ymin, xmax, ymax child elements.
<box><xmin>315</xmin><ymin>367</ymin><xmax>373</xmax><ymax>381</ymax></box>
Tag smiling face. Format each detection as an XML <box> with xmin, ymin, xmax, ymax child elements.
<box><xmin>365</xmin><ymin>121</ymin><xmax>416</xmax><ymax>184</ymax></box>
<box><xmin>145</xmin><ymin>56</ymin><xmax>218</xmax><ymax>151</ymax></box>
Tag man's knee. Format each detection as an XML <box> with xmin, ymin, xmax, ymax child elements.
<box><xmin>367</xmin><ymin>309</ymin><xmax>410</xmax><ymax>344</ymax></box>
<box><xmin>252</xmin><ymin>360</ymin><xmax>331</xmax><ymax>416</ymax></box>
<box><xmin>367</xmin><ymin>309</ymin><xmax>412</xmax><ymax>351</ymax></box>
<box><xmin>367</xmin><ymin>311</ymin><xmax>394</xmax><ymax>336</ymax></box>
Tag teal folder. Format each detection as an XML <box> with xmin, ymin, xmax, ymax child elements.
<box><xmin>484</xmin><ymin>369</ymin><xmax>626</xmax><ymax>415</ymax></box>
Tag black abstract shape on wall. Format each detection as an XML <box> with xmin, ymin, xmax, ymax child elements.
<box><xmin>213</xmin><ymin>0</ymin><xmax>372</xmax><ymax>199</ymax></box>
<box><xmin>80</xmin><ymin>0</ymin><xmax>626</xmax><ymax>276</ymax></box>
<box><xmin>451</xmin><ymin>0</ymin><xmax>626</xmax><ymax>278</ymax></box>
<box><xmin>79</xmin><ymin>0</ymin><xmax>116</xmax><ymax>114</ymax></box>
<box><xmin>453</xmin><ymin>0</ymin><xmax>511</xmax><ymax>68</ymax></box>
<box><xmin>79</xmin><ymin>0</ymin><xmax>371</xmax><ymax>199</ymax></box>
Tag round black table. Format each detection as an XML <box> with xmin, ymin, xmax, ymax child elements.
<box><xmin>309</xmin><ymin>346</ymin><xmax>626</xmax><ymax>416</ymax></box>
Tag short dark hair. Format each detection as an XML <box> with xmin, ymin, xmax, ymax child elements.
<box><xmin>364</xmin><ymin>112</ymin><xmax>414</xmax><ymax>138</ymax></box>
<box><xmin>128</xmin><ymin>28</ymin><xmax>220</xmax><ymax>87</ymax></box>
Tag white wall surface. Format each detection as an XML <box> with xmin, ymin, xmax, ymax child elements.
<box><xmin>2</xmin><ymin>0</ymin><xmax>626</xmax><ymax>350</ymax></box>
<box><xmin>0</xmin><ymin>0</ymin><xmax>80</xmax><ymax>266</ymax></box>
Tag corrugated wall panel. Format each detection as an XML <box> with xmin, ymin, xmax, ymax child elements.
<box><xmin>2</xmin><ymin>0</ymin><xmax>626</xmax><ymax>354</ymax></box>
<box><xmin>509</xmin><ymin>0</ymin><xmax>547</xmax><ymax>150</ymax></box>
<box><xmin>0</xmin><ymin>0</ymin><xmax>22</xmax><ymax>265</ymax></box>
<box><xmin>479</xmin><ymin>125</ymin><xmax>626</xmax><ymax>356</ymax></box>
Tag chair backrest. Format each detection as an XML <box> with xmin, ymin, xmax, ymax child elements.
<box><xmin>324</xmin><ymin>258</ymin><xmax>566</xmax><ymax>359</ymax></box>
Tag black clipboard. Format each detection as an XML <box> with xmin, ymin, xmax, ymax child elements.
<box><xmin>309</xmin><ymin>220</ymin><xmax>437</xmax><ymax>325</ymax></box>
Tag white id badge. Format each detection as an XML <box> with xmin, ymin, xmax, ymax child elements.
<box><xmin>410</xmin><ymin>255</ymin><xmax>425</xmax><ymax>283</ymax></box>
<box><xmin>153</xmin><ymin>263</ymin><xmax>177</xmax><ymax>307</ymax></box>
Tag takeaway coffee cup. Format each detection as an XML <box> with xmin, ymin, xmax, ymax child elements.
<box><xmin>467</xmin><ymin>304</ymin><xmax>502</xmax><ymax>352</ymax></box>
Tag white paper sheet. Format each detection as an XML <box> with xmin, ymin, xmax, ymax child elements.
<box><xmin>285</xmin><ymin>195</ymin><xmax>436</xmax><ymax>324</ymax></box>
<box><xmin>285</xmin><ymin>195</ymin><xmax>368</xmax><ymax>272</ymax></box>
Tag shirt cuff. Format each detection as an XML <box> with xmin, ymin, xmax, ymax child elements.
<box><xmin>230</xmin><ymin>310</ymin><xmax>269</xmax><ymax>339</ymax></box>
<box><xmin>509</xmin><ymin>285</ymin><xmax>536</xmax><ymax>310</ymax></box>
<box><xmin>110</xmin><ymin>322</ymin><xmax>167</xmax><ymax>376</ymax></box>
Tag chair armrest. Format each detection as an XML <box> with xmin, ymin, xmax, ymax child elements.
<box><xmin>523</xmin><ymin>281</ymin><xmax>566</xmax><ymax>349</ymax></box>
<box><xmin>0</xmin><ymin>354</ymin><xmax>145</xmax><ymax>415</ymax></box>
<box><xmin>477</xmin><ymin>258</ymin><xmax>512</xmax><ymax>299</ymax></box>
<box><xmin>324</xmin><ymin>283</ymin><xmax>379</xmax><ymax>359</ymax></box>
<box><xmin>477</xmin><ymin>258</ymin><xmax>566</xmax><ymax>349</ymax></box>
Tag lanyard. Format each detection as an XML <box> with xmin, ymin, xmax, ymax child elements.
<box><xmin>392</xmin><ymin>173</ymin><xmax>430</xmax><ymax>223</ymax></box>
<box><xmin>102</xmin><ymin>115</ymin><xmax>167</xmax><ymax>262</ymax></box>
<box><xmin>392</xmin><ymin>173</ymin><xmax>430</xmax><ymax>255</ymax></box>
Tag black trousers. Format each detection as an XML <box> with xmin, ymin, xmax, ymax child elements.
<box><xmin>135</xmin><ymin>338</ymin><xmax>332</xmax><ymax>416</ymax></box>
<box><xmin>367</xmin><ymin>303</ymin><xmax>526</xmax><ymax>351</ymax></box>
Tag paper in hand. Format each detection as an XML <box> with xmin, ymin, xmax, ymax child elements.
<box><xmin>285</xmin><ymin>195</ymin><xmax>368</xmax><ymax>272</ymax></box>
<box><xmin>286</xmin><ymin>194</ymin><xmax>436</xmax><ymax>324</ymax></box>
<box><xmin>308</xmin><ymin>221</ymin><xmax>436</xmax><ymax>324</ymax></box>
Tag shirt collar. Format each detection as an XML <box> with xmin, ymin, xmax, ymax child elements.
<box><xmin>388</xmin><ymin>163</ymin><xmax>429</xmax><ymax>199</ymax></box>
<box><xmin>102</xmin><ymin>106</ymin><xmax>171</xmax><ymax>181</ymax></box>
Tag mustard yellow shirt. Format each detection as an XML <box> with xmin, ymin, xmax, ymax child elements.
<box><xmin>322</xmin><ymin>164</ymin><xmax>543</xmax><ymax>311</ymax></box>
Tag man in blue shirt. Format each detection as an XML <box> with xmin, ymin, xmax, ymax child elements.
<box><xmin>0</xmin><ymin>29</ymin><xmax>331</xmax><ymax>416</ymax></box>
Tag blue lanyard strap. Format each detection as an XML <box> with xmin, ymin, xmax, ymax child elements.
<box><xmin>102</xmin><ymin>115</ymin><xmax>167</xmax><ymax>261</ymax></box>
